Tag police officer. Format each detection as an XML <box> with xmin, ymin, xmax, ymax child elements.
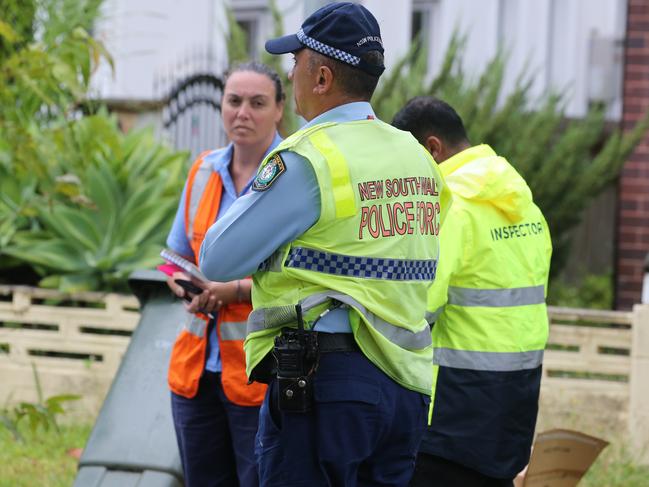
<box><xmin>393</xmin><ymin>97</ymin><xmax>552</xmax><ymax>487</ymax></box>
<box><xmin>199</xmin><ymin>3</ymin><xmax>451</xmax><ymax>485</ymax></box>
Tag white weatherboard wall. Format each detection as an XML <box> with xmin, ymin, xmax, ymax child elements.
<box><xmin>90</xmin><ymin>0</ymin><xmax>627</xmax><ymax>120</ymax></box>
<box><xmin>91</xmin><ymin>0</ymin><xmax>229</xmax><ymax>101</ymax></box>
<box><xmin>271</xmin><ymin>0</ymin><xmax>627</xmax><ymax>120</ymax></box>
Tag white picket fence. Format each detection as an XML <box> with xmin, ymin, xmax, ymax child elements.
<box><xmin>0</xmin><ymin>285</ymin><xmax>648</xmax><ymax>462</ymax></box>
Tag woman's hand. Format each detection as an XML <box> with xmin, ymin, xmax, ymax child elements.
<box><xmin>166</xmin><ymin>271</ymin><xmax>191</xmax><ymax>299</ymax></box>
<box><xmin>186</xmin><ymin>280</ymin><xmax>244</xmax><ymax>314</ymax></box>
<box><xmin>167</xmin><ymin>272</ymin><xmax>251</xmax><ymax>315</ymax></box>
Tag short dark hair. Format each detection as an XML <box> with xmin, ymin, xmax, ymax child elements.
<box><xmin>308</xmin><ymin>50</ymin><xmax>383</xmax><ymax>100</ymax></box>
<box><xmin>392</xmin><ymin>96</ymin><xmax>469</xmax><ymax>148</ymax></box>
<box><xmin>225</xmin><ymin>61</ymin><xmax>286</xmax><ymax>104</ymax></box>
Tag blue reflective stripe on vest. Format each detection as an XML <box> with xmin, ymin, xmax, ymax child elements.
<box><xmin>447</xmin><ymin>285</ymin><xmax>545</xmax><ymax>307</ymax></box>
<box><xmin>285</xmin><ymin>247</ymin><xmax>437</xmax><ymax>281</ymax></box>
<box><xmin>433</xmin><ymin>348</ymin><xmax>544</xmax><ymax>371</ymax></box>
<box><xmin>258</xmin><ymin>247</ymin><xmax>285</xmax><ymax>272</ymax></box>
<box><xmin>219</xmin><ymin>321</ymin><xmax>247</xmax><ymax>341</ymax></box>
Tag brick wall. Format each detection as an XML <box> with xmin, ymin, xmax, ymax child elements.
<box><xmin>616</xmin><ymin>0</ymin><xmax>649</xmax><ymax>309</ymax></box>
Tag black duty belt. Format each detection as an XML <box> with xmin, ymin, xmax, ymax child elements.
<box><xmin>249</xmin><ymin>331</ymin><xmax>359</xmax><ymax>385</ymax></box>
<box><xmin>316</xmin><ymin>332</ymin><xmax>359</xmax><ymax>353</ymax></box>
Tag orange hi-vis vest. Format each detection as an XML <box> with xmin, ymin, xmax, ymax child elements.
<box><xmin>167</xmin><ymin>151</ymin><xmax>266</xmax><ymax>406</ymax></box>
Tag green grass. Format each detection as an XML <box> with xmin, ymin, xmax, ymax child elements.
<box><xmin>581</xmin><ymin>444</ymin><xmax>649</xmax><ymax>487</ymax></box>
<box><xmin>0</xmin><ymin>422</ymin><xmax>91</xmax><ymax>487</ymax></box>
<box><xmin>0</xmin><ymin>420</ymin><xmax>647</xmax><ymax>486</ymax></box>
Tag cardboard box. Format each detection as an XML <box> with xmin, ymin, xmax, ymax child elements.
<box><xmin>515</xmin><ymin>429</ymin><xmax>608</xmax><ymax>487</ymax></box>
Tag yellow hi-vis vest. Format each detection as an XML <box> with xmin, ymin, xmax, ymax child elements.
<box><xmin>246</xmin><ymin>119</ymin><xmax>451</xmax><ymax>394</ymax></box>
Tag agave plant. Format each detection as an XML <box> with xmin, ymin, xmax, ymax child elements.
<box><xmin>3</xmin><ymin>116</ymin><xmax>187</xmax><ymax>292</ymax></box>
<box><xmin>0</xmin><ymin>0</ymin><xmax>114</xmax><ymax>260</ymax></box>
<box><xmin>0</xmin><ymin>167</ymin><xmax>38</xmax><ymax>253</ymax></box>
<box><xmin>0</xmin><ymin>0</ymin><xmax>191</xmax><ymax>291</ymax></box>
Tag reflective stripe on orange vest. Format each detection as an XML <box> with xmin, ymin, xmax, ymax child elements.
<box><xmin>185</xmin><ymin>151</ymin><xmax>221</xmax><ymax>259</ymax></box>
<box><xmin>167</xmin><ymin>152</ymin><xmax>266</xmax><ymax>405</ymax></box>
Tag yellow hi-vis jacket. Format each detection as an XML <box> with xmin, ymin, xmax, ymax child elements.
<box><xmin>422</xmin><ymin>144</ymin><xmax>552</xmax><ymax>478</ymax></box>
<box><xmin>246</xmin><ymin>119</ymin><xmax>451</xmax><ymax>394</ymax></box>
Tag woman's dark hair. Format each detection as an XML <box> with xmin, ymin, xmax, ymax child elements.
<box><xmin>225</xmin><ymin>61</ymin><xmax>285</xmax><ymax>104</ymax></box>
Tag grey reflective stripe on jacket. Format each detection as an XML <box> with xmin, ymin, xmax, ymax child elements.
<box><xmin>182</xmin><ymin>314</ymin><xmax>208</xmax><ymax>338</ymax></box>
<box><xmin>186</xmin><ymin>157</ymin><xmax>213</xmax><ymax>242</ymax></box>
<box><xmin>433</xmin><ymin>348</ymin><xmax>544</xmax><ymax>371</ymax></box>
<box><xmin>426</xmin><ymin>306</ymin><xmax>444</xmax><ymax>325</ymax></box>
<box><xmin>248</xmin><ymin>291</ymin><xmax>432</xmax><ymax>350</ymax></box>
<box><xmin>219</xmin><ymin>321</ymin><xmax>247</xmax><ymax>341</ymax></box>
<box><xmin>447</xmin><ymin>285</ymin><xmax>545</xmax><ymax>307</ymax></box>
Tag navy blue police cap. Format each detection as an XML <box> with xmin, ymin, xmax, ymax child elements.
<box><xmin>265</xmin><ymin>2</ymin><xmax>385</xmax><ymax>77</ymax></box>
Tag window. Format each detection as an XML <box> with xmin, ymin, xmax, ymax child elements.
<box><xmin>231</xmin><ymin>0</ymin><xmax>270</xmax><ymax>59</ymax></box>
<box><xmin>235</xmin><ymin>15</ymin><xmax>261</xmax><ymax>59</ymax></box>
<box><xmin>587</xmin><ymin>33</ymin><xmax>623</xmax><ymax>113</ymax></box>
<box><xmin>411</xmin><ymin>0</ymin><xmax>439</xmax><ymax>72</ymax></box>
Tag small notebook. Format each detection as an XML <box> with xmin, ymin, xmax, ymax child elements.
<box><xmin>160</xmin><ymin>248</ymin><xmax>209</xmax><ymax>283</ymax></box>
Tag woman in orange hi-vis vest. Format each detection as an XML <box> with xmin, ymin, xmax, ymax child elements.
<box><xmin>164</xmin><ymin>62</ymin><xmax>284</xmax><ymax>487</ymax></box>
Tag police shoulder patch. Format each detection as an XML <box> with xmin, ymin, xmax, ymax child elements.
<box><xmin>253</xmin><ymin>153</ymin><xmax>286</xmax><ymax>192</ymax></box>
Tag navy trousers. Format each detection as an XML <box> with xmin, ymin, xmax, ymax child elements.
<box><xmin>255</xmin><ymin>351</ymin><xmax>430</xmax><ymax>487</ymax></box>
<box><xmin>410</xmin><ymin>454</ymin><xmax>515</xmax><ymax>487</ymax></box>
<box><xmin>171</xmin><ymin>371</ymin><xmax>260</xmax><ymax>487</ymax></box>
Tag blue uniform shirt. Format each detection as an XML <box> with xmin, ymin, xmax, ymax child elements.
<box><xmin>166</xmin><ymin>132</ymin><xmax>282</xmax><ymax>372</ymax></box>
<box><xmin>200</xmin><ymin>102</ymin><xmax>378</xmax><ymax>333</ymax></box>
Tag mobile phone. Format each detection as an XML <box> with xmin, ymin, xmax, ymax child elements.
<box><xmin>175</xmin><ymin>279</ymin><xmax>203</xmax><ymax>297</ymax></box>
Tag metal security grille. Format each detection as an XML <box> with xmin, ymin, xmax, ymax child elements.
<box><xmin>162</xmin><ymin>73</ymin><xmax>227</xmax><ymax>161</ymax></box>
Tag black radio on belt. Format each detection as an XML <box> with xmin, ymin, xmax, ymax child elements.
<box><xmin>273</xmin><ymin>304</ymin><xmax>319</xmax><ymax>412</ymax></box>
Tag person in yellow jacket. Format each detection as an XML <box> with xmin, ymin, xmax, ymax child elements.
<box><xmin>199</xmin><ymin>3</ymin><xmax>451</xmax><ymax>485</ymax></box>
<box><xmin>393</xmin><ymin>97</ymin><xmax>552</xmax><ymax>487</ymax></box>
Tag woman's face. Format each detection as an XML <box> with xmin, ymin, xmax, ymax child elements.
<box><xmin>222</xmin><ymin>71</ymin><xmax>284</xmax><ymax>147</ymax></box>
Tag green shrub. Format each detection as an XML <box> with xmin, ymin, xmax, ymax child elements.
<box><xmin>0</xmin><ymin>0</ymin><xmax>111</xmax><ymax>255</ymax></box>
<box><xmin>547</xmin><ymin>272</ymin><xmax>614</xmax><ymax>310</ymax></box>
<box><xmin>0</xmin><ymin>0</ymin><xmax>189</xmax><ymax>292</ymax></box>
<box><xmin>0</xmin><ymin>0</ymin><xmax>110</xmax><ymax>175</ymax></box>
<box><xmin>2</xmin><ymin>114</ymin><xmax>186</xmax><ymax>292</ymax></box>
<box><xmin>372</xmin><ymin>33</ymin><xmax>649</xmax><ymax>276</ymax></box>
